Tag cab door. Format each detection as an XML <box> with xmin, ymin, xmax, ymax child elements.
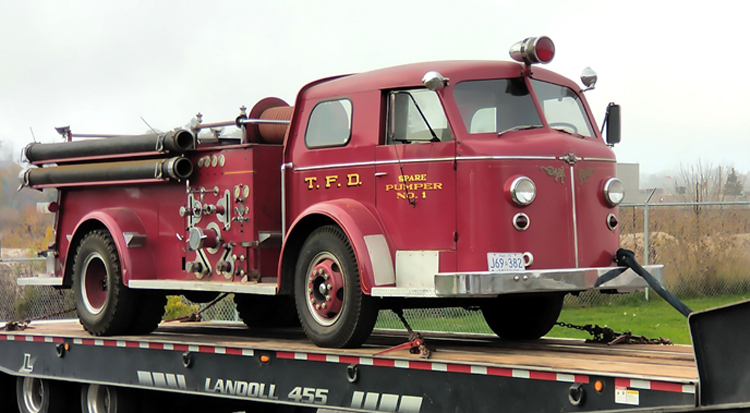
<box><xmin>374</xmin><ymin>89</ymin><xmax>457</xmax><ymax>288</ymax></box>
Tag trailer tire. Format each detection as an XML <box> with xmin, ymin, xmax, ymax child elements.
<box><xmin>481</xmin><ymin>293</ymin><xmax>564</xmax><ymax>340</ymax></box>
<box><xmin>73</xmin><ymin>230</ymin><xmax>137</xmax><ymax>336</ymax></box>
<box><xmin>81</xmin><ymin>384</ymin><xmax>137</xmax><ymax>413</ymax></box>
<box><xmin>235</xmin><ymin>295</ymin><xmax>299</xmax><ymax>328</ymax></box>
<box><xmin>16</xmin><ymin>377</ymin><xmax>68</xmax><ymax>413</ymax></box>
<box><xmin>1</xmin><ymin>373</ymin><xmax>16</xmax><ymax>410</ymax></box>
<box><xmin>294</xmin><ymin>225</ymin><xmax>377</xmax><ymax>348</ymax></box>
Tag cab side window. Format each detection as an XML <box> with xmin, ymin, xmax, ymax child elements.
<box><xmin>387</xmin><ymin>89</ymin><xmax>453</xmax><ymax>144</ymax></box>
<box><xmin>305</xmin><ymin>99</ymin><xmax>353</xmax><ymax>148</ymax></box>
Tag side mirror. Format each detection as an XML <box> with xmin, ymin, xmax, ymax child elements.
<box><xmin>580</xmin><ymin>67</ymin><xmax>597</xmax><ymax>92</ymax></box>
<box><xmin>605</xmin><ymin>103</ymin><xmax>621</xmax><ymax>145</ymax></box>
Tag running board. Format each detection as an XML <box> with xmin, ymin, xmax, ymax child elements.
<box><xmin>128</xmin><ymin>280</ymin><xmax>277</xmax><ymax>295</ymax></box>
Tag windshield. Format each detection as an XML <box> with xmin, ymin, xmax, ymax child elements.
<box><xmin>530</xmin><ymin>79</ymin><xmax>595</xmax><ymax>137</ymax></box>
<box><xmin>453</xmin><ymin>78</ymin><xmax>595</xmax><ymax>137</ymax></box>
<box><xmin>454</xmin><ymin>78</ymin><xmax>542</xmax><ymax>134</ymax></box>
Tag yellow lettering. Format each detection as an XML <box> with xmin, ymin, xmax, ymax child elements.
<box><xmin>385</xmin><ymin>184</ymin><xmax>394</xmax><ymax>192</ymax></box>
<box><xmin>413</xmin><ymin>183</ymin><xmax>424</xmax><ymax>190</ymax></box>
<box><xmin>398</xmin><ymin>174</ymin><xmax>428</xmax><ymax>182</ymax></box>
<box><xmin>304</xmin><ymin>177</ymin><xmax>316</xmax><ymax>190</ymax></box>
<box><xmin>424</xmin><ymin>183</ymin><xmax>433</xmax><ymax>190</ymax></box>
<box><xmin>396</xmin><ymin>192</ymin><xmax>416</xmax><ymax>199</ymax></box>
<box><xmin>434</xmin><ymin>183</ymin><xmax>443</xmax><ymax>190</ymax></box>
<box><xmin>325</xmin><ymin>175</ymin><xmax>338</xmax><ymax>188</ymax></box>
<box><xmin>347</xmin><ymin>173</ymin><xmax>361</xmax><ymax>187</ymax></box>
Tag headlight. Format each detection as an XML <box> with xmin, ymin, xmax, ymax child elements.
<box><xmin>510</xmin><ymin>176</ymin><xmax>536</xmax><ymax>205</ymax></box>
<box><xmin>604</xmin><ymin>178</ymin><xmax>625</xmax><ymax>206</ymax></box>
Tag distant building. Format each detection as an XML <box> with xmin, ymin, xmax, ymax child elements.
<box><xmin>616</xmin><ymin>163</ymin><xmax>643</xmax><ymax>204</ymax></box>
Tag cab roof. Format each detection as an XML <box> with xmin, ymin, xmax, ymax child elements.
<box><xmin>302</xmin><ymin>60</ymin><xmax>579</xmax><ymax>100</ymax></box>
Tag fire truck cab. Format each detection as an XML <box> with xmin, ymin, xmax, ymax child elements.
<box><xmin>19</xmin><ymin>36</ymin><xmax>662</xmax><ymax>349</ymax></box>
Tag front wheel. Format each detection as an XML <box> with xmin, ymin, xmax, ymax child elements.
<box><xmin>481</xmin><ymin>293</ymin><xmax>564</xmax><ymax>340</ymax></box>
<box><xmin>294</xmin><ymin>226</ymin><xmax>377</xmax><ymax>348</ymax></box>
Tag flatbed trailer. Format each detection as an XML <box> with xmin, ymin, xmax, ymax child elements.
<box><xmin>3</xmin><ymin>303</ymin><xmax>750</xmax><ymax>413</ymax></box>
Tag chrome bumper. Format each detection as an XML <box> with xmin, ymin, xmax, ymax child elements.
<box><xmin>434</xmin><ymin>265</ymin><xmax>664</xmax><ymax>297</ymax></box>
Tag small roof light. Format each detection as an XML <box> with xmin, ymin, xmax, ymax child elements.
<box><xmin>422</xmin><ymin>71</ymin><xmax>448</xmax><ymax>91</ymax></box>
<box><xmin>509</xmin><ymin>36</ymin><xmax>555</xmax><ymax>65</ymax></box>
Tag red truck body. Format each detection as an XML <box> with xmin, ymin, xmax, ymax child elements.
<box><xmin>19</xmin><ymin>37</ymin><xmax>661</xmax><ymax>348</ymax></box>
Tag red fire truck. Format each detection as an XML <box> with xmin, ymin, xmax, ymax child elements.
<box><xmin>18</xmin><ymin>36</ymin><xmax>662</xmax><ymax>349</ymax></box>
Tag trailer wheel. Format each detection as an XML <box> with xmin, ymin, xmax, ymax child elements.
<box><xmin>1</xmin><ymin>373</ymin><xmax>16</xmax><ymax>410</ymax></box>
<box><xmin>235</xmin><ymin>295</ymin><xmax>299</xmax><ymax>328</ymax></box>
<box><xmin>81</xmin><ymin>384</ymin><xmax>137</xmax><ymax>413</ymax></box>
<box><xmin>294</xmin><ymin>225</ymin><xmax>377</xmax><ymax>348</ymax></box>
<box><xmin>481</xmin><ymin>293</ymin><xmax>564</xmax><ymax>340</ymax></box>
<box><xmin>73</xmin><ymin>230</ymin><xmax>137</xmax><ymax>336</ymax></box>
<box><xmin>15</xmin><ymin>377</ymin><xmax>67</xmax><ymax>413</ymax></box>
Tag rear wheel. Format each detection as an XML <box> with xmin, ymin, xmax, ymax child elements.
<box><xmin>16</xmin><ymin>377</ymin><xmax>68</xmax><ymax>413</ymax></box>
<box><xmin>73</xmin><ymin>230</ymin><xmax>137</xmax><ymax>336</ymax></box>
<box><xmin>235</xmin><ymin>295</ymin><xmax>299</xmax><ymax>328</ymax></box>
<box><xmin>294</xmin><ymin>225</ymin><xmax>377</xmax><ymax>348</ymax></box>
<box><xmin>80</xmin><ymin>384</ymin><xmax>137</xmax><ymax>413</ymax></box>
<box><xmin>481</xmin><ymin>293</ymin><xmax>564</xmax><ymax>340</ymax></box>
<box><xmin>128</xmin><ymin>291</ymin><xmax>166</xmax><ymax>335</ymax></box>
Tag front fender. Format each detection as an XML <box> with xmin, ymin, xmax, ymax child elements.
<box><xmin>283</xmin><ymin>199</ymin><xmax>395</xmax><ymax>295</ymax></box>
<box><xmin>68</xmin><ymin>208</ymin><xmax>155</xmax><ymax>286</ymax></box>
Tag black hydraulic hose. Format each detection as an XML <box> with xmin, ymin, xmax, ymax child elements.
<box><xmin>613</xmin><ymin>249</ymin><xmax>692</xmax><ymax>318</ymax></box>
<box><xmin>24</xmin><ymin>129</ymin><xmax>195</xmax><ymax>164</ymax></box>
<box><xmin>22</xmin><ymin>157</ymin><xmax>193</xmax><ymax>187</ymax></box>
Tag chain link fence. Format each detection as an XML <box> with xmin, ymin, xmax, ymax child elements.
<box><xmin>3</xmin><ymin>201</ymin><xmax>749</xmax><ymax>333</ymax></box>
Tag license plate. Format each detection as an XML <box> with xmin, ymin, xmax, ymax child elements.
<box><xmin>487</xmin><ymin>253</ymin><xmax>525</xmax><ymax>272</ymax></box>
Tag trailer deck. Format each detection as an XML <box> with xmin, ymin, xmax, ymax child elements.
<box><xmin>1</xmin><ymin>320</ymin><xmax>700</xmax><ymax>412</ymax></box>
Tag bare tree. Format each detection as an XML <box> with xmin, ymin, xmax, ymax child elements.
<box><xmin>0</xmin><ymin>139</ymin><xmax>19</xmax><ymax>163</ymax></box>
<box><xmin>675</xmin><ymin>161</ymin><xmax>727</xmax><ymax>203</ymax></box>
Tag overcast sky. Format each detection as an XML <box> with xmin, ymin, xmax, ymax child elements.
<box><xmin>1</xmin><ymin>1</ymin><xmax>748</xmax><ymax>176</ymax></box>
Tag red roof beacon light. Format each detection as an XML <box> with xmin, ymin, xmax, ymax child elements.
<box><xmin>509</xmin><ymin>36</ymin><xmax>555</xmax><ymax>65</ymax></box>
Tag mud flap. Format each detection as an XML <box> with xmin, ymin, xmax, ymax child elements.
<box><xmin>690</xmin><ymin>299</ymin><xmax>750</xmax><ymax>406</ymax></box>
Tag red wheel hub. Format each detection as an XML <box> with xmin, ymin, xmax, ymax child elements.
<box><xmin>82</xmin><ymin>254</ymin><xmax>108</xmax><ymax>315</ymax></box>
<box><xmin>307</xmin><ymin>255</ymin><xmax>344</xmax><ymax>325</ymax></box>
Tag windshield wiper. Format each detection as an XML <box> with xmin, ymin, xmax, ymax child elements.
<box><xmin>551</xmin><ymin>127</ymin><xmax>585</xmax><ymax>139</ymax></box>
<box><xmin>497</xmin><ymin>125</ymin><xmax>542</xmax><ymax>137</ymax></box>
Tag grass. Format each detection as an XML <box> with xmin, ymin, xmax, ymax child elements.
<box><xmin>375</xmin><ymin>294</ymin><xmax>750</xmax><ymax>345</ymax></box>
<box><xmin>551</xmin><ymin>293</ymin><xmax>750</xmax><ymax>344</ymax></box>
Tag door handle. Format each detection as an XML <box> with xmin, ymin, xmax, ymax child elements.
<box><xmin>374</xmin><ymin>172</ymin><xmax>387</xmax><ymax>177</ymax></box>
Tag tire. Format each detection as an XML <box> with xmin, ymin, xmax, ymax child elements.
<box><xmin>16</xmin><ymin>377</ymin><xmax>68</xmax><ymax>413</ymax></box>
<box><xmin>481</xmin><ymin>293</ymin><xmax>564</xmax><ymax>340</ymax></box>
<box><xmin>294</xmin><ymin>225</ymin><xmax>377</xmax><ymax>348</ymax></box>
<box><xmin>1</xmin><ymin>373</ymin><xmax>17</xmax><ymax>411</ymax></box>
<box><xmin>80</xmin><ymin>384</ymin><xmax>137</xmax><ymax>413</ymax></box>
<box><xmin>235</xmin><ymin>295</ymin><xmax>299</xmax><ymax>328</ymax></box>
<box><xmin>128</xmin><ymin>291</ymin><xmax>167</xmax><ymax>335</ymax></box>
<box><xmin>72</xmin><ymin>230</ymin><xmax>137</xmax><ymax>336</ymax></box>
